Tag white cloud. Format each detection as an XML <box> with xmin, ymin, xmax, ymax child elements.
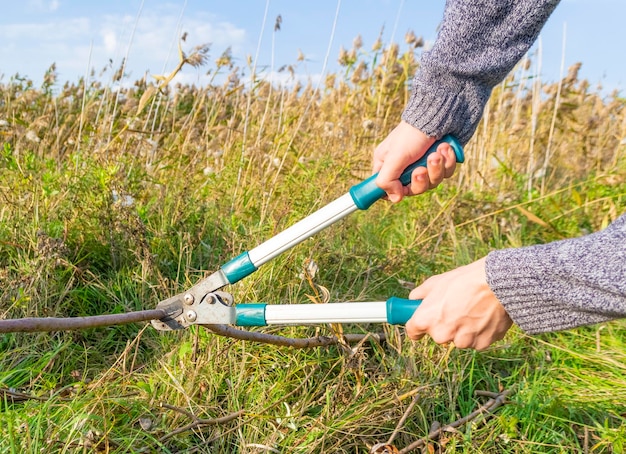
<box><xmin>101</xmin><ymin>29</ymin><xmax>118</xmax><ymax>54</ymax></box>
<box><xmin>0</xmin><ymin>7</ymin><xmax>247</xmax><ymax>84</ymax></box>
<box><xmin>261</xmin><ymin>69</ymin><xmax>323</xmax><ymax>89</ymax></box>
<box><xmin>27</xmin><ymin>0</ymin><xmax>60</xmax><ymax>13</ymax></box>
<box><xmin>1</xmin><ymin>18</ymin><xmax>91</xmax><ymax>43</ymax></box>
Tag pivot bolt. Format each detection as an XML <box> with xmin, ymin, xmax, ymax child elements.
<box><xmin>186</xmin><ymin>310</ymin><xmax>197</xmax><ymax>322</ymax></box>
<box><xmin>183</xmin><ymin>293</ymin><xmax>194</xmax><ymax>305</ymax></box>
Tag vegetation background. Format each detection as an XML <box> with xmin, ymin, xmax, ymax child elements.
<box><xmin>1</xmin><ymin>30</ymin><xmax>625</xmax><ymax>453</ymax></box>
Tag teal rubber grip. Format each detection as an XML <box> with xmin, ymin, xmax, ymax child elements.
<box><xmin>386</xmin><ymin>297</ymin><xmax>422</xmax><ymax>325</ymax></box>
<box><xmin>221</xmin><ymin>252</ymin><xmax>257</xmax><ymax>284</ymax></box>
<box><xmin>349</xmin><ymin>134</ymin><xmax>464</xmax><ymax>210</ymax></box>
<box><xmin>235</xmin><ymin>304</ymin><xmax>267</xmax><ymax>326</ymax></box>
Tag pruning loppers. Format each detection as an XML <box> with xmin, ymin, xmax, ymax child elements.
<box><xmin>151</xmin><ymin>136</ymin><xmax>464</xmax><ymax>332</ymax></box>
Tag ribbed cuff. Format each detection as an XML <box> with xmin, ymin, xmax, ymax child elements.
<box><xmin>401</xmin><ymin>75</ymin><xmax>488</xmax><ymax>145</ymax></box>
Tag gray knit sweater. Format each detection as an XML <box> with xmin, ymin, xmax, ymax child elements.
<box><xmin>486</xmin><ymin>215</ymin><xmax>626</xmax><ymax>333</ymax></box>
<box><xmin>402</xmin><ymin>0</ymin><xmax>626</xmax><ymax>333</ymax></box>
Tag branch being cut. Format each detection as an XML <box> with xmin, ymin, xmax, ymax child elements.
<box><xmin>202</xmin><ymin>324</ymin><xmax>386</xmax><ymax>348</ymax></box>
<box><xmin>0</xmin><ymin>309</ymin><xmax>167</xmax><ymax>333</ymax></box>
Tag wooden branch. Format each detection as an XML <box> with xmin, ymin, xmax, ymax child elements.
<box><xmin>202</xmin><ymin>324</ymin><xmax>386</xmax><ymax>348</ymax></box>
<box><xmin>1</xmin><ymin>310</ymin><xmax>388</xmax><ymax>350</ymax></box>
<box><xmin>0</xmin><ymin>310</ymin><xmax>167</xmax><ymax>333</ymax></box>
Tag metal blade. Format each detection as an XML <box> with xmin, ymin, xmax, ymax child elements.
<box><xmin>151</xmin><ymin>270</ymin><xmax>231</xmax><ymax>331</ymax></box>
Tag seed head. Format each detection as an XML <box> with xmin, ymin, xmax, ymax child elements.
<box><xmin>216</xmin><ymin>47</ymin><xmax>233</xmax><ymax>68</ymax></box>
<box><xmin>186</xmin><ymin>44</ymin><xmax>210</xmax><ymax>68</ymax></box>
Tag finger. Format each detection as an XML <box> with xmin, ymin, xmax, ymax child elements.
<box><xmin>473</xmin><ymin>338</ymin><xmax>493</xmax><ymax>351</ymax></box>
<box><xmin>376</xmin><ymin>179</ymin><xmax>407</xmax><ymax>203</ymax></box>
<box><xmin>409</xmin><ymin>313</ymin><xmax>455</xmax><ymax>345</ymax></box>
<box><xmin>407</xmin><ymin>330</ymin><xmax>426</xmax><ymax>341</ymax></box>
<box><xmin>408</xmin><ymin>275</ymin><xmax>437</xmax><ymax>300</ymax></box>
<box><xmin>371</xmin><ymin>142</ymin><xmax>387</xmax><ymax>174</ymax></box>
<box><xmin>379</xmin><ymin>179</ymin><xmax>407</xmax><ymax>203</ymax></box>
<box><xmin>408</xmin><ymin>149</ymin><xmax>453</xmax><ymax>196</ymax></box>
<box><xmin>426</xmin><ymin>151</ymin><xmax>445</xmax><ymax>187</ymax></box>
<box><xmin>451</xmin><ymin>331</ymin><xmax>475</xmax><ymax>349</ymax></box>
<box><xmin>404</xmin><ymin>301</ymin><xmax>429</xmax><ymax>340</ymax></box>
<box><xmin>372</xmin><ymin>144</ymin><xmax>407</xmax><ymax>202</ymax></box>
<box><xmin>428</xmin><ymin>327</ymin><xmax>455</xmax><ymax>346</ymax></box>
<box><xmin>440</xmin><ymin>144</ymin><xmax>457</xmax><ymax>179</ymax></box>
<box><xmin>409</xmin><ymin>166</ymin><xmax>430</xmax><ymax>196</ymax></box>
<box><xmin>376</xmin><ymin>158</ymin><xmax>415</xmax><ymax>203</ymax></box>
<box><xmin>405</xmin><ymin>316</ymin><xmax>427</xmax><ymax>340</ymax></box>
<box><xmin>404</xmin><ymin>294</ymin><xmax>439</xmax><ymax>340</ymax></box>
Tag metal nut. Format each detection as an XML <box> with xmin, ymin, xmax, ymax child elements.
<box><xmin>207</xmin><ymin>294</ymin><xmax>218</xmax><ymax>304</ymax></box>
<box><xmin>185</xmin><ymin>310</ymin><xmax>197</xmax><ymax>322</ymax></box>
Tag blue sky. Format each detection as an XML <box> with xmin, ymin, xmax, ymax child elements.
<box><xmin>1</xmin><ymin>0</ymin><xmax>624</xmax><ymax>94</ymax></box>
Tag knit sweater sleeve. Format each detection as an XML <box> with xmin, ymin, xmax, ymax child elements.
<box><xmin>402</xmin><ymin>0</ymin><xmax>560</xmax><ymax>144</ymax></box>
<box><xmin>485</xmin><ymin>214</ymin><xmax>626</xmax><ymax>334</ymax></box>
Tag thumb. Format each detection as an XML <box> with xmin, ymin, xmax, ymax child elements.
<box><xmin>405</xmin><ymin>277</ymin><xmax>440</xmax><ymax>340</ymax></box>
<box><xmin>375</xmin><ymin>158</ymin><xmax>414</xmax><ymax>203</ymax></box>
<box><xmin>408</xmin><ymin>276</ymin><xmax>434</xmax><ymax>301</ymax></box>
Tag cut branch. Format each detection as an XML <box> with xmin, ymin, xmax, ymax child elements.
<box><xmin>0</xmin><ymin>310</ymin><xmax>167</xmax><ymax>333</ymax></box>
<box><xmin>202</xmin><ymin>324</ymin><xmax>386</xmax><ymax>348</ymax></box>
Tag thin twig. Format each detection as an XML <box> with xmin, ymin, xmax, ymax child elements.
<box><xmin>258</xmin><ymin>365</ymin><xmax>320</xmax><ymax>415</ymax></box>
<box><xmin>474</xmin><ymin>390</ymin><xmax>500</xmax><ymax>398</ymax></box>
<box><xmin>0</xmin><ymin>382</ymin><xmax>81</xmax><ymax>404</ymax></box>
<box><xmin>158</xmin><ymin>404</ymin><xmax>245</xmax><ymax>443</ymax></box>
<box><xmin>396</xmin><ymin>388</ymin><xmax>513</xmax><ymax>454</ymax></box>
<box><xmin>386</xmin><ymin>390</ymin><xmax>423</xmax><ymax>445</ymax></box>
<box><xmin>156</xmin><ymin>366</ymin><xmax>318</xmax><ymax>446</ymax></box>
<box><xmin>0</xmin><ymin>388</ymin><xmax>48</xmax><ymax>403</ymax></box>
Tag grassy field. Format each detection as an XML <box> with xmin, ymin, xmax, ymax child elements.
<box><xmin>1</xmin><ymin>36</ymin><xmax>625</xmax><ymax>453</ymax></box>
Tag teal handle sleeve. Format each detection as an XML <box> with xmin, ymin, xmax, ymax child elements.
<box><xmin>222</xmin><ymin>252</ymin><xmax>258</xmax><ymax>285</ymax></box>
<box><xmin>349</xmin><ymin>134</ymin><xmax>464</xmax><ymax>210</ymax></box>
<box><xmin>235</xmin><ymin>304</ymin><xmax>267</xmax><ymax>327</ymax></box>
<box><xmin>386</xmin><ymin>297</ymin><xmax>422</xmax><ymax>325</ymax></box>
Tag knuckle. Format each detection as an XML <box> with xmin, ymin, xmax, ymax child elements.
<box><xmin>429</xmin><ymin>329</ymin><xmax>453</xmax><ymax>345</ymax></box>
<box><xmin>454</xmin><ymin>332</ymin><xmax>478</xmax><ymax>350</ymax></box>
<box><xmin>375</xmin><ymin>177</ymin><xmax>393</xmax><ymax>190</ymax></box>
<box><xmin>410</xmin><ymin>185</ymin><xmax>426</xmax><ymax>196</ymax></box>
<box><xmin>453</xmin><ymin>338</ymin><xmax>473</xmax><ymax>349</ymax></box>
<box><xmin>474</xmin><ymin>341</ymin><xmax>490</xmax><ymax>351</ymax></box>
<box><xmin>405</xmin><ymin>319</ymin><xmax>429</xmax><ymax>340</ymax></box>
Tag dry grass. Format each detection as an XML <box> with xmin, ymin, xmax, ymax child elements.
<box><xmin>1</xmin><ymin>36</ymin><xmax>625</xmax><ymax>453</ymax></box>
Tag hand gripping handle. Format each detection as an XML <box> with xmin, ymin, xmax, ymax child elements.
<box><xmin>349</xmin><ymin>134</ymin><xmax>464</xmax><ymax>210</ymax></box>
<box><xmin>219</xmin><ymin>135</ymin><xmax>463</xmax><ymax>286</ymax></box>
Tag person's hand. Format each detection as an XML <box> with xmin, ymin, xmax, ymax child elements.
<box><xmin>373</xmin><ymin>121</ymin><xmax>458</xmax><ymax>202</ymax></box>
<box><xmin>405</xmin><ymin>258</ymin><xmax>513</xmax><ymax>350</ymax></box>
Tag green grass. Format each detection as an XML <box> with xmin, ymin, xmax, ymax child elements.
<box><xmin>1</xmin><ymin>38</ymin><xmax>626</xmax><ymax>452</ymax></box>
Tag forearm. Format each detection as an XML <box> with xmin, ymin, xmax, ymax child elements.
<box><xmin>403</xmin><ymin>0</ymin><xmax>560</xmax><ymax>144</ymax></box>
<box><xmin>485</xmin><ymin>214</ymin><xmax>626</xmax><ymax>334</ymax></box>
